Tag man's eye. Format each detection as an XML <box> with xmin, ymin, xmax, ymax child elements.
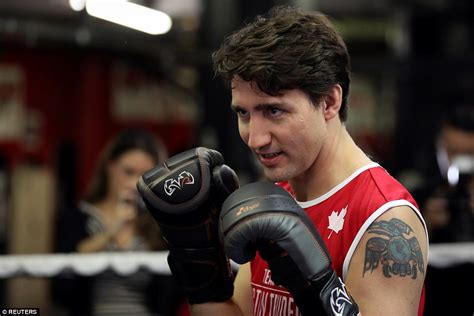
<box><xmin>236</xmin><ymin>109</ymin><xmax>249</xmax><ymax>118</ymax></box>
<box><xmin>268</xmin><ymin>107</ymin><xmax>282</xmax><ymax>116</ymax></box>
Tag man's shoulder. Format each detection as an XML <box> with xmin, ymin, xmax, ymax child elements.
<box><xmin>322</xmin><ymin>165</ymin><xmax>419</xmax><ymax>218</ymax></box>
<box><xmin>365</xmin><ymin>166</ymin><xmax>417</xmax><ymax>204</ymax></box>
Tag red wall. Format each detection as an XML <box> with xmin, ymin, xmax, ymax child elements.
<box><xmin>0</xmin><ymin>47</ymin><xmax>197</xmax><ymax>198</ymax></box>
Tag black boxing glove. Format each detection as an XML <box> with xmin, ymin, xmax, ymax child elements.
<box><xmin>137</xmin><ymin>147</ymin><xmax>239</xmax><ymax>304</ymax></box>
<box><xmin>219</xmin><ymin>182</ymin><xmax>359</xmax><ymax>316</ymax></box>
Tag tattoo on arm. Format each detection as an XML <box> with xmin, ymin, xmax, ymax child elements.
<box><xmin>363</xmin><ymin>218</ymin><xmax>424</xmax><ymax>279</ymax></box>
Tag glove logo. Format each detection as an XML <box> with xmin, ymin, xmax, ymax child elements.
<box><xmin>330</xmin><ymin>279</ymin><xmax>352</xmax><ymax>316</ymax></box>
<box><xmin>163</xmin><ymin>171</ymin><xmax>195</xmax><ymax>196</ymax></box>
<box><xmin>236</xmin><ymin>202</ymin><xmax>260</xmax><ymax>216</ymax></box>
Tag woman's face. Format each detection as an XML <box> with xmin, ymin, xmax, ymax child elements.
<box><xmin>107</xmin><ymin>149</ymin><xmax>156</xmax><ymax>203</ymax></box>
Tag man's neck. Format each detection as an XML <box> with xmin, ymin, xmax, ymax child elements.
<box><xmin>289</xmin><ymin>125</ymin><xmax>372</xmax><ymax>202</ymax></box>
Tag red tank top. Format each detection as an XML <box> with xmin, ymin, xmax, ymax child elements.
<box><xmin>250</xmin><ymin>163</ymin><xmax>427</xmax><ymax>316</ymax></box>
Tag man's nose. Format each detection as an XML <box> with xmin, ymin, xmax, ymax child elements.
<box><xmin>246</xmin><ymin>118</ymin><xmax>271</xmax><ymax>150</ymax></box>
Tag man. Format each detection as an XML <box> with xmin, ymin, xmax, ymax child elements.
<box><xmin>422</xmin><ymin>104</ymin><xmax>474</xmax><ymax>242</ymax></box>
<box><xmin>138</xmin><ymin>6</ymin><xmax>428</xmax><ymax>316</ymax></box>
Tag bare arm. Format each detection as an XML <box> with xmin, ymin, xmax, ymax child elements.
<box><xmin>76</xmin><ymin>231</ymin><xmax>115</xmax><ymax>253</ymax></box>
<box><xmin>345</xmin><ymin>205</ymin><xmax>428</xmax><ymax>315</ymax></box>
<box><xmin>191</xmin><ymin>263</ymin><xmax>254</xmax><ymax>316</ymax></box>
<box><xmin>77</xmin><ymin>202</ymin><xmax>137</xmax><ymax>253</ymax></box>
<box><xmin>76</xmin><ymin>221</ymin><xmax>125</xmax><ymax>253</ymax></box>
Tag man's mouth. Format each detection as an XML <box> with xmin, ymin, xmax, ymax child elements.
<box><xmin>261</xmin><ymin>152</ymin><xmax>280</xmax><ymax>159</ymax></box>
<box><xmin>258</xmin><ymin>151</ymin><xmax>283</xmax><ymax>166</ymax></box>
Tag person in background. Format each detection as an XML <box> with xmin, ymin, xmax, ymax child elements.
<box><xmin>420</xmin><ymin>105</ymin><xmax>474</xmax><ymax>242</ymax></box>
<box><xmin>52</xmin><ymin>129</ymin><xmax>181</xmax><ymax>316</ymax></box>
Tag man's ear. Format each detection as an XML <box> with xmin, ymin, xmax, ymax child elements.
<box><xmin>322</xmin><ymin>84</ymin><xmax>342</xmax><ymax>121</ymax></box>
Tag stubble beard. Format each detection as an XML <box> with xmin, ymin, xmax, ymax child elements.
<box><xmin>262</xmin><ymin>165</ymin><xmax>294</xmax><ymax>183</ymax></box>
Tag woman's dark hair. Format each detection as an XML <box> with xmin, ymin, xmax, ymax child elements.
<box><xmin>212</xmin><ymin>6</ymin><xmax>351</xmax><ymax>121</ymax></box>
<box><xmin>84</xmin><ymin>129</ymin><xmax>166</xmax><ymax>203</ymax></box>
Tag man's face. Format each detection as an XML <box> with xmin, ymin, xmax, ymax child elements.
<box><xmin>231</xmin><ymin>78</ymin><xmax>327</xmax><ymax>182</ymax></box>
<box><xmin>441</xmin><ymin>125</ymin><xmax>474</xmax><ymax>160</ymax></box>
<box><xmin>440</xmin><ymin>125</ymin><xmax>474</xmax><ymax>203</ymax></box>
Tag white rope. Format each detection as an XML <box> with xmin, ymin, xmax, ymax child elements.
<box><xmin>0</xmin><ymin>251</ymin><xmax>171</xmax><ymax>277</ymax></box>
<box><xmin>0</xmin><ymin>243</ymin><xmax>472</xmax><ymax>277</ymax></box>
<box><xmin>427</xmin><ymin>242</ymin><xmax>474</xmax><ymax>268</ymax></box>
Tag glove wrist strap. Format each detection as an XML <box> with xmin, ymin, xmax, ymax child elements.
<box><xmin>313</xmin><ymin>271</ymin><xmax>360</xmax><ymax>316</ymax></box>
<box><xmin>167</xmin><ymin>246</ymin><xmax>234</xmax><ymax>304</ymax></box>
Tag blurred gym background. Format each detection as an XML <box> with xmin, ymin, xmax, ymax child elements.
<box><xmin>0</xmin><ymin>0</ymin><xmax>472</xmax><ymax>315</ymax></box>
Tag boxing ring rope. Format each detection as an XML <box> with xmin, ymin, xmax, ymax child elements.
<box><xmin>425</xmin><ymin>242</ymin><xmax>474</xmax><ymax>268</ymax></box>
<box><xmin>0</xmin><ymin>243</ymin><xmax>472</xmax><ymax>278</ymax></box>
<box><xmin>0</xmin><ymin>251</ymin><xmax>171</xmax><ymax>278</ymax></box>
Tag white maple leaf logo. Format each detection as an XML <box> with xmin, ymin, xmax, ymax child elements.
<box><xmin>327</xmin><ymin>205</ymin><xmax>348</xmax><ymax>239</ymax></box>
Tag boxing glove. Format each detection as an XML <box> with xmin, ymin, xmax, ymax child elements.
<box><xmin>137</xmin><ymin>147</ymin><xmax>239</xmax><ymax>304</ymax></box>
<box><xmin>219</xmin><ymin>182</ymin><xmax>359</xmax><ymax>316</ymax></box>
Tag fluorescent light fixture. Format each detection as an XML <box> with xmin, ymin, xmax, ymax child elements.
<box><xmin>85</xmin><ymin>0</ymin><xmax>172</xmax><ymax>35</ymax></box>
<box><xmin>69</xmin><ymin>0</ymin><xmax>86</xmax><ymax>12</ymax></box>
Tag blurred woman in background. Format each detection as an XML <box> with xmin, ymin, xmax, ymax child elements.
<box><xmin>52</xmin><ymin>129</ymin><xmax>181</xmax><ymax>316</ymax></box>
<box><xmin>75</xmin><ymin>129</ymin><xmax>166</xmax><ymax>254</ymax></box>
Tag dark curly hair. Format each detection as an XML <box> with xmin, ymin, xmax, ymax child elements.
<box><xmin>212</xmin><ymin>6</ymin><xmax>351</xmax><ymax>121</ymax></box>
